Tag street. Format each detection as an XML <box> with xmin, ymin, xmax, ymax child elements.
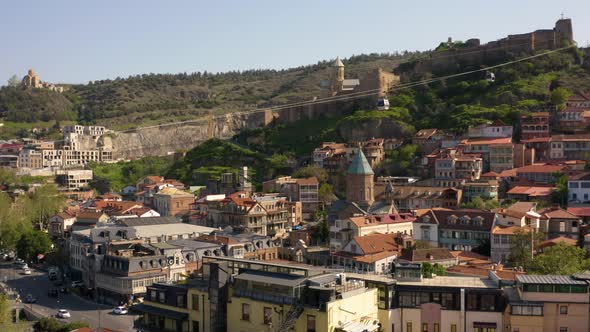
<box><xmin>0</xmin><ymin>262</ymin><xmax>139</xmax><ymax>331</ymax></box>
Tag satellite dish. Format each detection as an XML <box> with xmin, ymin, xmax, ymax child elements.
<box><xmin>168</xmin><ymin>258</ymin><xmax>175</xmax><ymax>266</ymax></box>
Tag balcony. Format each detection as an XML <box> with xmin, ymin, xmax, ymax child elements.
<box><xmin>233</xmin><ymin>287</ymin><xmax>297</xmax><ymax>305</ymax></box>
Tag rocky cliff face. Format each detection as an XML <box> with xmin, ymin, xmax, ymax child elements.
<box><xmin>111</xmin><ymin>111</ymin><xmax>268</xmax><ymax>159</ymax></box>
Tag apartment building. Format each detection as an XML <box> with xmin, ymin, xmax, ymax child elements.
<box><xmin>134</xmin><ymin>283</ymin><xmax>190</xmax><ymax>332</ymax></box>
<box><xmin>153</xmin><ymin>187</ymin><xmax>195</xmax><ymax>217</ymax></box>
<box><xmin>434</xmin><ymin>153</ymin><xmax>483</xmax><ymax>187</ymax></box>
<box><xmin>507</xmin><ymin>275</ymin><xmax>590</xmax><ymax>332</ymax></box>
<box><xmin>520</xmin><ymin>112</ymin><xmax>550</xmax><ymax>140</ymax></box>
<box><xmin>568</xmin><ymin>172</ymin><xmax>590</xmax><ymax>203</ymax></box>
<box><xmin>468</xmin><ymin>120</ymin><xmax>513</xmax><ymax>138</ymax></box>
<box><xmin>329</xmin><ymin>213</ymin><xmax>415</xmax><ymax>251</ymax></box>
<box><xmin>55</xmin><ymin>169</ymin><xmax>93</xmax><ymax>190</ymax></box>
<box><xmin>550</xmin><ymin>134</ymin><xmax>590</xmax><ymax>160</ymax></box>
<box><xmin>380</xmin><ymin>186</ymin><xmax>462</xmax><ymax>212</ymax></box>
<box><xmin>262</xmin><ymin>176</ymin><xmax>320</xmax><ymax>214</ymax></box>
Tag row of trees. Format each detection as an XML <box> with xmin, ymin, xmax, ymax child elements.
<box><xmin>0</xmin><ymin>181</ymin><xmax>63</xmax><ymax>257</ymax></box>
<box><xmin>508</xmin><ymin>229</ymin><xmax>590</xmax><ymax>275</ymax></box>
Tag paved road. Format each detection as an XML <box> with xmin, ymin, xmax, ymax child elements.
<box><xmin>0</xmin><ymin>262</ymin><xmax>139</xmax><ymax>331</ymax></box>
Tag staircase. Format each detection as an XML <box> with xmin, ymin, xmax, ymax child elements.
<box><xmin>277</xmin><ymin>302</ymin><xmax>304</xmax><ymax>332</ymax></box>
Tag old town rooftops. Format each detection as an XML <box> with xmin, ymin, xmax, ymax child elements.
<box><xmin>516</xmin><ymin>275</ymin><xmax>587</xmax><ymax>285</ymax></box>
<box><xmin>347</xmin><ymin>213</ymin><xmax>416</xmax><ymax>228</ymax></box>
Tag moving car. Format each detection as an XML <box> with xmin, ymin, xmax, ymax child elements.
<box><xmin>25</xmin><ymin>294</ymin><xmax>36</xmax><ymax>303</ymax></box>
<box><xmin>71</xmin><ymin>280</ymin><xmax>84</xmax><ymax>288</ymax></box>
<box><xmin>56</xmin><ymin>309</ymin><xmax>70</xmax><ymax>318</ymax></box>
<box><xmin>112</xmin><ymin>306</ymin><xmax>128</xmax><ymax>315</ymax></box>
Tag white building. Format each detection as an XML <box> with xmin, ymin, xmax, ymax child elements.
<box><xmin>412</xmin><ymin>213</ymin><xmax>439</xmax><ymax>247</ymax></box>
<box><xmin>568</xmin><ymin>172</ymin><xmax>590</xmax><ymax>203</ymax></box>
<box><xmin>467</xmin><ymin>121</ymin><xmax>513</xmax><ymax>138</ymax></box>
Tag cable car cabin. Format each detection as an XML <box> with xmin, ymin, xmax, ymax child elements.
<box><xmin>377</xmin><ymin>98</ymin><xmax>390</xmax><ymax>110</ymax></box>
<box><xmin>485</xmin><ymin>71</ymin><xmax>495</xmax><ymax>83</ymax></box>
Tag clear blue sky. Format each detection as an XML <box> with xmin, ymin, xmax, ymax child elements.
<box><xmin>1</xmin><ymin>0</ymin><xmax>589</xmax><ymax>84</ymax></box>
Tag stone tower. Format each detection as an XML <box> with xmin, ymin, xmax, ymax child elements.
<box><xmin>554</xmin><ymin>18</ymin><xmax>573</xmax><ymax>45</ymax></box>
<box><xmin>346</xmin><ymin>149</ymin><xmax>375</xmax><ymax>206</ymax></box>
<box><xmin>331</xmin><ymin>57</ymin><xmax>345</xmax><ymax>95</ymax></box>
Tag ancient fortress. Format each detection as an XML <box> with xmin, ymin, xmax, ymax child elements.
<box><xmin>400</xmin><ymin>18</ymin><xmax>574</xmax><ymax>80</ymax></box>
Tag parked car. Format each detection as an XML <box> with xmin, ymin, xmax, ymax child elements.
<box><xmin>48</xmin><ymin>289</ymin><xmax>59</xmax><ymax>297</ymax></box>
<box><xmin>71</xmin><ymin>280</ymin><xmax>84</xmax><ymax>288</ymax></box>
<box><xmin>112</xmin><ymin>306</ymin><xmax>128</xmax><ymax>315</ymax></box>
<box><xmin>23</xmin><ymin>268</ymin><xmax>31</xmax><ymax>275</ymax></box>
<box><xmin>25</xmin><ymin>294</ymin><xmax>36</xmax><ymax>303</ymax></box>
<box><xmin>56</xmin><ymin>309</ymin><xmax>70</xmax><ymax>318</ymax></box>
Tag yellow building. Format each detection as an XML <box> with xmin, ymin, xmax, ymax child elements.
<box><xmin>226</xmin><ymin>269</ymin><xmax>380</xmax><ymax>332</ymax></box>
<box><xmin>506</xmin><ymin>275</ymin><xmax>590</xmax><ymax>332</ymax></box>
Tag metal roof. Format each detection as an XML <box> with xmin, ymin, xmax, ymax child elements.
<box><xmin>347</xmin><ymin>150</ymin><xmax>374</xmax><ymax>175</ymax></box>
<box><xmin>235</xmin><ymin>270</ymin><xmax>307</xmax><ymax>288</ymax></box>
<box><xmin>516</xmin><ymin>275</ymin><xmax>588</xmax><ymax>285</ymax></box>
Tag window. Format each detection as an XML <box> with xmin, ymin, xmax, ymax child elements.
<box><xmin>407</xmin><ymin>322</ymin><xmax>413</xmax><ymax>332</ymax></box>
<box><xmin>560</xmin><ymin>306</ymin><xmax>568</xmax><ymax>315</ymax></box>
<box><xmin>150</xmin><ymin>290</ymin><xmax>157</xmax><ymax>301</ymax></box>
<box><xmin>422</xmin><ymin>323</ymin><xmax>428</xmax><ymax>332</ymax></box>
<box><xmin>192</xmin><ymin>294</ymin><xmax>199</xmax><ymax>310</ymax></box>
<box><xmin>241</xmin><ymin>303</ymin><xmax>250</xmax><ymax>321</ymax></box>
<box><xmin>467</xmin><ymin>293</ymin><xmax>477</xmax><ymax>310</ymax></box>
<box><xmin>307</xmin><ymin>315</ymin><xmax>316</xmax><ymax>332</ymax></box>
<box><xmin>192</xmin><ymin>321</ymin><xmax>199</xmax><ymax>332</ymax></box>
<box><xmin>559</xmin><ymin>328</ymin><xmax>567</xmax><ymax>332</ymax></box>
<box><xmin>450</xmin><ymin>324</ymin><xmax>457</xmax><ymax>332</ymax></box>
<box><xmin>264</xmin><ymin>307</ymin><xmax>272</xmax><ymax>325</ymax></box>
<box><xmin>392</xmin><ymin>324</ymin><xmax>395</xmax><ymax>332</ymax></box>
<box><xmin>176</xmin><ymin>295</ymin><xmax>184</xmax><ymax>307</ymax></box>
<box><xmin>481</xmin><ymin>294</ymin><xmax>495</xmax><ymax>311</ymax></box>
<box><xmin>433</xmin><ymin>323</ymin><xmax>439</xmax><ymax>332</ymax></box>
<box><xmin>158</xmin><ymin>291</ymin><xmax>166</xmax><ymax>303</ymax></box>
<box><xmin>513</xmin><ymin>329</ymin><xmax>519</xmax><ymax>332</ymax></box>
<box><xmin>441</xmin><ymin>293</ymin><xmax>454</xmax><ymax>308</ymax></box>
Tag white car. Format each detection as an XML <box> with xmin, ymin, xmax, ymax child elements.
<box><xmin>71</xmin><ymin>280</ymin><xmax>84</xmax><ymax>288</ymax></box>
<box><xmin>112</xmin><ymin>306</ymin><xmax>128</xmax><ymax>315</ymax></box>
<box><xmin>23</xmin><ymin>268</ymin><xmax>31</xmax><ymax>275</ymax></box>
<box><xmin>57</xmin><ymin>309</ymin><xmax>70</xmax><ymax>318</ymax></box>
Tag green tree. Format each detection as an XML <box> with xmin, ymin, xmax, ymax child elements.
<box><xmin>292</xmin><ymin>166</ymin><xmax>328</xmax><ymax>183</ymax></box>
<box><xmin>16</xmin><ymin>230</ymin><xmax>52</xmax><ymax>262</ymax></box>
<box><xmin>6</xmin><ymin>74</ymin><xmax>20</xmax><ymax>87</ymax></box>
<box><xmin>422</xmin><ymin>263</ymin><xmax>446</xmax><ymax>278</ymax></box>
<box><xmin>0</xmin><ymin>293</ymin><xmax>11</xmax><ymax>328</ymax></box>
<box><xmin>413</xmin><ymin>240</ymin><xmax>432</xmax><ymax>249</ymax></box>
<box><xmin>28</xmin><ymin>185</ymin><xmax>66</xmax><ymax>230</ymax></box>
<box><xmin>318</xmin><ymin>183</ymin><xmax>335</xmax><ymax>206</ymax></box>
<box><xmin>551</xmin><ymin>172</ymin><xmax>568</xmax><ymax>206</ymax></box>
<box><xmin>550</xmin><ymin>87</ymin><xmax>572</xmax><ymax>109</ymax></box>
<box><xmin>528</xmin><ymin>243</ymin><xmax>590</xmax><ymax>275</ymax></box>
<box><xmin>472</xmin><ymin>238</ymin><xmax>491</xmax><ymax>257</ymax></box>
<box><xmin>462</xmin><ymin>197</ymin><xmax>499</xmax><ymax>210</ymax></box>
<box><xmin>508</xmin><ymin>229</ymin><xmax>544</xmax><ymax>269</ymax></box>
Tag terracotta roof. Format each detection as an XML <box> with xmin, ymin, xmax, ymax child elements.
<box><xmin>414</xmin><ymin>128</ymin><xmax>438</xmax><ymax>138</ymax></box>
<box><xmin>507</xmin><ymin>186</ymin><xmax>554</xmax><ymax>197</ymax></box>
<box><xmin>53</xmin><ymin>211</ymin><xmax>75</xmax><ymax>220</ymax></box>
<box><xmin>521</xmin><ymin>137</ymin><xmax>551</xmax><ymax>143</ymax></box>
<box><xmin>551</xmin><ymin>134</ymin><xmax>590</xmax><ymax>142</ymax></box>
<box><xmin>94</xmin><ymin>200</ymin><xmax>143</xmax><ymax>213</ymax></box>
<box><xmin>196</xmin><ymin>234</ymin><xmax>239</xmax><ymax>245</ymax></box>
<box><xmin>529</xmin><ymin>112</ymin><xmax>550</xmax><ymax>117</ymax></box>
<box><xmin>498</xmin><ymin>168</ymin><xmax>518</xmax><ymax>178</ymax></box>
<box><xmin>568</xmin><ymin>172</ymin><xmax>590</xmax><ymax>181</ymax></box>
<box><xmin>568</xmin><ymin>92</ymin><xmax>590</xmax><ymax>101</ymax></box>
<box><xmin>481</xmin><ymin>171</ymin><xmax>499</xmax><ymax>177</ymax></box>
<box><xmin>567</xmin><ymin>207</ymin><xmax>590</xmax><ymax>217</ymax></box>
<box><xmin>354</xmin><ymin>251</ymin><xmax>398</xmax><ymax>263</ymax></box>
<box><xmin>75</xmin><ymin>211</ymin><xmax>106</xmax><ymax>222</ymax></box>
<box><xmin>462</xmin><ymin>137</ymin><xmax>512</xmax><ymax>145</ymax></box>
<box><xmin>399</xmin><ymin>248</ymin><xmax>455</xmax><ymax>262</ymax></box>
<box><xmin>515</xmin><ymin>164</ymin><xmax>567</xmax><ymax>174</ymax></box>
<box><xmin>353</xmin><ymin>233</ymin><xmax>401</xmax><ymax>254</ymax></box>
<box><xmin>156</xmin><ymin>187</ymin><xmax>194</xmax><ymax>197</ymax></box>
<box><xmin>538</xmin><ymin>236</ymin><xmax>577</xmax><ymax>249</ymax></box>
<box><xmin>450</xmin><ymin>251</ymin><xmax>490</xmax><ymax>263</ymax></box>
<box><xmin>347</xmin><ymin>213</ymin><xmax>416</xmax><ymax>228</ymax></box>
<box><xmin>539</xmin><ymin>207</ymin><xmax>580</xmax><ymax>220</ymax></box>
<box><xmin>491</xmin><ymin>225</ymin><xmax>533</xmax><ymax>235</ymax></box>
<box><xmin>294</xmin><ymin>177</ymin><xmax>319</xmax><ymax>185</ymax></box>
<box><xmin>447</xmin><ymin>265</ymin><xmax>523</xmax><ymax>281</ymax></box>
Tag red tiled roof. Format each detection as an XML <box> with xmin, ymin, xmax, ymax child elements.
<box><xmin>567</xmin><ymin>207</ymin><xmax>590</xmax><ymax>217</ymax></box>
<box><xmin>506</xmin><ymin>186</ymin><xmax>554</xmax><ymax>197</ymax></box>
<box><xmin>568</xmin><ymin>172</ymin><xmax>590</xmax><ymax>181</ymax></box>
<box><xmin>348</xmin><ymin>213</ymin><xmax>416</xmax><ymax>228</ymax></box>
<box><xmin>491</xmin><ymin>225</ymin><xmax>533</xmax><ymax>235</ymax></box>
<box><xmin>521</xmin><ymin>137</ymin><xmax>551</xmax><ymax>143</ymax></box>
<box><xmin>538</xmin><ymin>236</ymin><xmax>577</xmax><ymax>249</ymax></box>
<box><xmin>353</xmin><ymin>233</ymin><xmax>401</xmax><ymax>254</ymax></box>
<box><xmin>399</xmin><ymin>248</ymin><xmax>455</xmax><ymax>262</ymax></box>
<box><xmin>462</xmin><ymin>137</ymin><xmax>512</xmax><ymax>145</ymax></box>
<box><xmin>516</xmin><ymin>164</ymin><xmax>566</xmax><ymax>174</ymax></box>
<box><xmin>539</xmin><ymin>207</ymin><xmax>580</xmax><ymax>220</ymax></box>
<box><xmin>294</xmin><ymin>177</ymin><xmax>319</xmax><ymax>185</ymax></box>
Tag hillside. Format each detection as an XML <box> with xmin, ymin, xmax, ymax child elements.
<box><xmin>0</xmin><ymin>53</ymin><xmax>415</xmax><ymax>131</ymax></box>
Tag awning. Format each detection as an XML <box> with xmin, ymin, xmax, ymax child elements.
<box><xmin>340</xmin><ymin>320</ymin><xmax>380</xmax><ymax>332</ymax></box>
<box><xmin>473</xmin><ymin>322</ymin><xmax>497</xmax><ymax>328</ymax></box>
<box><xmin>132</xmin><ymin>303</ymin><xmax>188</xmax><ymax>320</ymax></box>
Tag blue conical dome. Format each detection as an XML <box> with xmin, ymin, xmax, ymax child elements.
<box><xmin>347</xmin><ymin>149</ymin><xmax>374</xmax><ymax>175</ymax></box>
